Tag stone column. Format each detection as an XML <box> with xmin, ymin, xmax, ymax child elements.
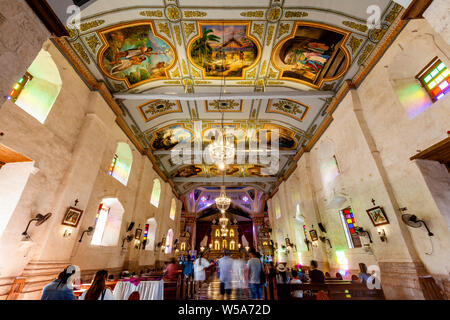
<box><xmin>350</xmin><ymin>88</ymin><xmax>427</xmax><ymax>299</ymax></box>
<box><xmin>423</xmin><ymin>0</ymin><xmax>450</xmax><ymax>44</ymax></box>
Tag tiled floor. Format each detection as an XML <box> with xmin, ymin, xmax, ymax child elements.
<box><xmin>194</xmin><ymin>278</ymin><xmax>251</xmax><ymax>300</ymax></box>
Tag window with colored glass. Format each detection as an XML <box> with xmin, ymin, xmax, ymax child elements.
<box><xmin>417</xmin><ymin>57</ymin><xmax>450</xmax><ymax>102</ymax></box>
<box><xmin>339</xmin><ymin>207</ymin><xmax>362</xmax><ymax>248</ymax></box>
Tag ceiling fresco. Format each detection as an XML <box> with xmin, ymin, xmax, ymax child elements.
<box><xmin>54</xmin><ymin>0</ymin><xmax>406</xmax><ymax>196</ymax></box>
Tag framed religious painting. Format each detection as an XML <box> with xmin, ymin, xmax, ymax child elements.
<box><xmin>366</xmin><ymin>206</ymin><xmax>390</xmax><ymax>227</ymax></box>
<box><xmin>135</xmin><ymin>228</ymin><xmax>142</xmax><ymax>240</ymax></box>
<box><xmin>309</xmin><ymin>229</ymin><xmax>319</xmax><ymax>241</ymax></box>
<box><xmin>61</xmin><ymin>207</ymin><xmax>83</xmax><ymax>227</ymax></box>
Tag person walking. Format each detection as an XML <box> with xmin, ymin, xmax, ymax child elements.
<box><xmin>247</xmin><ymin>248</ymin><xmax>263</xmax><ymax>300</ymax></box>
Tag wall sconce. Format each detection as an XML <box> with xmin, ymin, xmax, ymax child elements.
<box><xmin>200</xmin><ymin>246</ymin><xmax>205</xmax><ymax>252</ymax></box>
<box><xmin>121</xmin><ymin>234</ymin><xmax>133</xmax><ymax>248</ymax></box>
<box><xmin>377</xmin><ymin>228</ymin><xmax>387</xmax><ymax>242</ymax></box>
<box><xmin>63</xmin><ymin>229</ymin><xmax>73</xmax><ymax>238</ymax></box>
<box><xmin>319</xmin><ymin>236</ymin><xmax>333</xmax><ymax>248</ymax></box>
<box><xmin>355</xmin><ymin>227</ymin><xmax>373</xmax><ymax>243</ymax></box>
<box><xmin>245</xmin><ymin>246</ymin><xmax>250</xmax><ymax>251</ymax></box>
<box><xmin>22</xmin><ymin>213</ymin><xmax>52</xmax><ymax>241</ymax></box>
<box><xmin>79</xmin><ymin>226</ymin><xmax>94</xmax><ymax>243</ymax></box>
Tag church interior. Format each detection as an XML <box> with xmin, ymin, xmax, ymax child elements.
<box><xmin>0</xmin><ymin>0</ymin><xmax>449</xmax><ymax>301</ymax></box>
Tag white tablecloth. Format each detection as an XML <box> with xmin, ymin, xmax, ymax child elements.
<box><xmin>113</xmin><ymin>280</ymin><xmax>164</xmax><ymax>300</ymax></box>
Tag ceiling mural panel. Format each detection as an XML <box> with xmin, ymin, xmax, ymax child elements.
<box><xmin>55</xmin><ymin>0</ymin><xmax>406</xmax><ymax>195</ymax></box>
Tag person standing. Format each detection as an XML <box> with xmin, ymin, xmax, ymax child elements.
<box><xmin>247</xmin><ymin>248</ymin><xmax>263</xmax><ymax>300</ymax></box>
<box><xmin>163</xmin><ymin>258</ymin><xmax>179</xmax><ymax>281</ymax></box>
<box><xmin>308</xmin><ymin>260</ymin><xmax>325</xmax><ymax>283</ymax></box>
<box><xmin>193</xmin><ymin>253</ymin><xmax>210</xmax><ymax>296</ymax></box>
<box><xmin>218</xmin><ymin>250</ymin><xmax>233</xmax><ymax>299</ymax></box>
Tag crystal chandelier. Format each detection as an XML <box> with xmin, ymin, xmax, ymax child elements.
<box><xmin>215</xmin><ymin>186</ymin><xmax>231</xmax><ymax>213</ymax></box>
<box><xmin>208</xmin><ymin>135</ymin><xmax>235</xmax><ymax>170</ymax></box>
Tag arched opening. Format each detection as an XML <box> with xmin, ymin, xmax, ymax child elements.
<box><xmin>222</xmin><ymin>239</ymin><xmax>227</xmax><ymax>249</ymax></box>
<box><xmin>230</xmin><ymin>241</ymin><xmax>235</xmax><ymax>250</ymax></box>
<box><xmin>109</xmin><ymin>143</ymin><xmax>133</xmax><ymax>186</ymax></box>
<box><xmin>165</xmin><ymin>229</ymin><xmax>174</xmax><ymax>254</ymax></box>
<box><xmin>169</xmin><ymin>198</ymin><xmax>177</xmax><ymax>221</ymax></box>
<box><xmin>91</xmin><ymin>198</ymin><xmax>124</xmax><ymax>246</ymax></box>
<box><xmin>229</xmin><ymin>229</ymin><xmax>235</xmax><ymax>237</ymax></box>
<box><xmin>144</xmin><ymin>218</ymin><xmax>157</xmax><ymax>251</ymax></box>
<box><xmin>215</xmin><ymin>229</ymin><xmax>220</xmax><ymax>237</ymax></box>
<box><xmin>10</xmin><ymin>49</ymin><xmax>62</xmax><ymax>124</ymax></box>
<box><xmin>150</xmin><ymin>179</ymin><xmax>161</xmax><ymax>208</ymax></box>
<box><xmin>214</xmin><ymin>240</ymin><xmax>220</xmax><ymax>250</ymax></box>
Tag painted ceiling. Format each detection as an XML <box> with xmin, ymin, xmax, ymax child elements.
<box><xmin>54</xmin><ymin>0</ymin><xmax>406</xmax><ymax>196</ymax></box>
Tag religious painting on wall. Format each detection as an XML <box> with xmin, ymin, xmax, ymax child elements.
<box><xmin>189</xmin><ymin>22</ymin><xmax>260</xmax><ymax>78</ymax></box>
<box><xmin>209</xmin><ymin>164</ymin><xmax>241</xmax><ymax>176</ymax></box>
<box><xmin>98</xmin><ymin>22</ymin><xmax>176</xmax><ymax>88</ymax></box>
<box><xmin>61</xmin><ymin>207</ymin><xmax>83</xmax><ymax>227</ymax></box>
<box><xmin>151</xmin><ymin>124</ymin><xmax>193</xmax><ymax>150</ymax></box>
<box><xmin>272</xmin><ymin>23</ymin><xmax>349</xmax><ymax>88</ymax></box>
<box><xmin>366</xmin><ymin>206</ymin><xmax>390</xmax><ymax>227</ymax></box>
<box><xmin>246</xmin><ymin>164</ymin><xmax>275</xmax><ymax>177</ymax></box>
<box><xmin>174</xmin><ymin>165</ymin><xmax>203</xmax><ymax>178</ymax></box>
<box><xmin>259</xmin><ymin>124</ymin><xmax>297</xmax><ymax>150</ymax></box>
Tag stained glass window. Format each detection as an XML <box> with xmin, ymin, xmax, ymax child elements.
<box><xmin>142</xmin><ymin>224</ymin><xmax>149</xmax><ymax>249</ymax></box>
<box><xmin>417</xmin><ymin>57</ymin><xmax>450</xmax><ymax>102</ymax></box>
<box><xmin>169</xmin><ymin>198</ymin><xmax>176</xmax><ymax>220</ymax></box>
<box><xmin>91</xmin><ymin>203</ymin><xmax>110</xmax><ymax>245</ymax></box>
<box><xmin>339</xmin><ymin>207</ymin><xmax>362</xmax><ymax>248</ymax></box>
<box><xmin>275</xmin><ymin>198</ymin><xmax>281</xmax><ymax>219</ymax></box>
<box><xmin>150</xmin><ymin>179</ymin><xmax>161</xmax><ymax>207</ymax></box>
<box><xmin>109</xmin><ymin>143</ymin><xmax>132</xmax><ymax>186</ymax></box>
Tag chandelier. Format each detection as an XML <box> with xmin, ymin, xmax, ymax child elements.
<box><xmin>208</xmin><ymin>134</ymin><xmax>235</xmax><ymax>170</ymax></box>
<box><xmin>215</xmin><ymin>186</ymin><xmax>231</xmax><ymax>213</ymax></box>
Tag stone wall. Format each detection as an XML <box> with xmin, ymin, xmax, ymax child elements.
<box><xmin>0</xmin><ymin>0</ymin><xmax>50</xmax><ymax>98</ymax></box>
<box><xmin>0</xmin><ymin>40</ymin><xmax>181</xmax><ymax>300</ymax></box>
<box><xmin>268</xmin><ymin>19</ymin><xmax>450</xmax><ymax>300</ymax></box>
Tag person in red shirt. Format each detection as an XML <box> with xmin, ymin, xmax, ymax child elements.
<box><xmin>163</xmin><ymin>258</ymin><xmax>179</xmax><ymax>281</ymax></box>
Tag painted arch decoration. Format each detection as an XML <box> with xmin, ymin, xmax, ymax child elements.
<box><xmin>272</xmin><ymin>22</ymin><xmax>351</xmax><ymax>89</ymax></box>
<box><xmin>97</xmin><ymin>22</ymin><xmax>177</xmax><ymax>88</ymax></box>
<box><xmin>188</xmin><ymin>22</ymin><xmax>261</xmax><ymax>79</ymax></box>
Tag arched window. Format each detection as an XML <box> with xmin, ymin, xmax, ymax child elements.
<box><xmin>274</xmin><ymin>198</ymin><xmax>281</xmax><ymax>219</ymax></box>
<box><xmin>230</xmin><ymin>241</ymin><xmax>235</xmax><ymax>250</ymax></box>
<box><xmin>91</xmin><ymin>198</ymin><xmax>124</xmax><ymax>246</ymax></box>
<box><xmin>150</xmin><ymin>179</ymin><xmax>161</xmax><ymax>208</ymax></box>
<box><xmin>109</xmin><ymin>143</ymin><xmax>133</xmax><ymax>186</ymax></box>
<box><xmin>8</xmin><ymin>49</ymin><xmax>62</xmax><ymax>123</ymax></box>
<box><xmin>229</xmin><ymin>229</ymin><xmax>235</xmax><ymax>237</ymax></box>
<box><xmin>215</xmin><ymin>229</ymin><xmax>220</xmax><ymax>237</ymax></box>
<box><xmin>180</xmin><ymin>242</ymin><xmax>186</xmax><ymax>251</ymax></box>
<box><xmin>144</xmin><ymin>218</ymin><xmax>157</xmax><ymax>251</ymax></box>
<box><xmin>169</xmin><ymin>198</ymin><xmax>176</xmax><ymax>220</ymax></box>
<box><xmin>214</xmin><ymin>241</ymin><xmax>220</xmax><ymax>250</ymax></box>
<box><xmin>165</xmin><ymin>229</ymin><xmax>174</xmax><ymax>254</ymax></box>
<box><xmin>222</xmin><ymin>239</ymin><xmax>227</xmax><ymax>249</ymax></box>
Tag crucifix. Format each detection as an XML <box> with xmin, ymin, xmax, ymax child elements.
<box><xmin>74</xmin><ymin>199</ymin><xmax>79</xmax><ymax>207</ymax></box>
<box><xmin>371</xmin><ymin>198</ymin><xmax>376</xmax><ymax>206</ymax></box>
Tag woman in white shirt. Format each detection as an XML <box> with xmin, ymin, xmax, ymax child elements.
<box><xmin>193</xmin><ymin>253</ymin><xmax>210</xmax><ymax>296</ymax></box>
<box><xmin>79</xmin><ymin>270</ymin><xmax>115</xmax><ymax>300</ymax></box>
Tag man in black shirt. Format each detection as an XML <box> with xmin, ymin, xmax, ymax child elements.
<box><xmin>308</xmin><ymin>260</ymin><xmax>325</xmax><ymax>283</ymax></box>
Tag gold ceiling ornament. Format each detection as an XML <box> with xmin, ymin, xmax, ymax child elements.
<box><xmin>253</xmin><ymin>23</ymin><xmax>264</xmax><ymax>39</ymax></box>
<box><xmin>73</xmin><ymin>42</ymin><xmax>90</xmax><ymax>64</ymax></box>
<box><xmin>284</xmin><ymin>11</ymin><xmax>308</xmax><ymax>18</ymax></box>
<box><xmin>358</xmin><ymin>43</ymin><xmax>375</xmax><ymax>65</ymax></box>
<box><xmin>236</xmin><ymin>80</ymin><xmax>253</xmax><ymax>85</ymax></box>
<box><xmin>66</xmin><ymin>26</ymin><xmax>78</xmax><ymax>40</ymax></box>
<box><xmin>139</xmin><ymin>10</ymin><xmax>164</xmax><ymax>18</ymax></box>
<box><xmin>195</xmin><ymin>80</ymin><xmax>212</xmax><ymax>84</ymax></box>
<box><xmin>322</xmin><ymin>83</ymin><xmax>335</xmax><ymax>91</ymax></box>
<box><xmin>267</xmin><ymin>7</ymin><xmax>282</xmax><ymax>22</ymax></box>
<box><xmin>184</xmin><ymin>11</ymin><xmax>207</xmax><ymax>18</ymax></box>
<box><xmin>191</xmin><ymin>67</ymin><xmax>201</xmax><ymax>78</ymax></box>
<box><xmin>348</xmin><ymin>36</ymin><xmax>363</xmax><ymax>55</ymax></box>
<box><xmin>165</xmin><ymin>5</ymin><xmax>181</xmax><ymax>21</ymax></box>
<box><xmin>216</xmin><ymin>186</ymin><xmax>232</xmax><ymax>214</ymax></box>
<box><xmin>247</xmin><ymin>68</ymin><xmax>257</xmax><ymax>79</ymax></box>
<box><xmin>171</xmin><ymin>67</ymin><xmax>180</xmax><ymax>78</ymax></box>
<box><xmin>208</xmin><ymin>100</ymin><xmax>240</xmax><ymax>111</ymax></box>
<box><xmin>267</xmin><ymin>80</ymin><xmax>284</xmax><ymax>85</ymax></box>
<box><xmin>385</xmin><ymin>3</ymin><xmax>403</xmax><ymax>24</ymax></box>
<box><xmin>80</xmin><ymin>20</ymin><xmax>105</xmax><ymax>32</ymax></box>
<box><xmin>85</xmin><ymin>35</ymin><xmax>99</xmax><ymax>53</ymax></box>
<box><xmin>270</xmin><ymin>99</ymin><xmax>309</xmax><ymax>121</ymax></box>
<box><xmin>268</xmin><ymin>67</ymin><xmax>278</xmax><ymax>79</ymax></box>
<box><xmin>164</xmin><ymin>80</ymin><xmax>181</xmax><ymax>84</ymax></box>
<box><xmin>240</xmin><ymin>11</ymin><xmax>265</xmax><ymax>18</ymax></box>
<box><xmin>182</xmin><ymin>60</ymin><xmax>188</xmax><ymax>75</ymax></box>
<box><xmin>260</xmin><ymin>61</ymin><xmax>267</xmax><ymax>76</ymax></box>
<box><xmin>184</xmin><ymin>22</ymin><xmax>195</xmax><ymax>39</ymax></box>
<box><xmin>369</xmin><ymin>25</ymin><xmax>388</xmax><ymax>43</ymax></box>
<box><xmin>158</xmin><ymin>23</ymin><xmax>171</xmax><ymax>38</ymax></box>
<box><xmin>342</xmin><ymin>21</ymin><xmax>368</xmax><ymax>33</ymax></box>
<box><xmin>266</xmin><ymin>26</ymin><xmax>275</xmax><ymax>46</ymax></box>
<box><xmin>173</xmin><ymin>25</ymin><xmax>182</xmax><ymax>46</ymax></box>
<box><xmin>277</xmin><ymin>23</ymin><xmax>290</xmax><ymax>39</ymax></box>
<box><xmin>143</xmin><ymin>100</ymin><xmax>177</xmax><ymax>116</ymax></box>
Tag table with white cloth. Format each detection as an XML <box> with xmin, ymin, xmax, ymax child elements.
<box><xmin>113</xmin><ymin>280</ymin><xmax>164</xmax><ymax>300</ymax></box>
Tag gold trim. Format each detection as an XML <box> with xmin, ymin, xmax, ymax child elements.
<box><xmin>204</xmin><ymin>100</ymin><xmax>244</xmax><ymax>112</ymax></box>
<box><xmin>187</xmin><ymin>21</ymin><xmax>262</xmax><ymax>80</ymax></box>
<box><xmin>271</xmin><ymin>21</ymin><xmax>351</xmax><ymax>89</ymax></box>
<box><xmin>266</xmin><ymin>99</ymin><xmax>310</xmax><ymax>122</ymax></box>
<box><xmin>137</xmin><ymin>100</ymin><xmax>182</xmax><ymax>122</ymax></box>
<box><xmin>97</xmin><ymin>21</ymin><xmax>177</xmax><ymax>89</ymax></box>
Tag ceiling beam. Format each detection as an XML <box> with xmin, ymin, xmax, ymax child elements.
<box><xmin>114</xmin><ymin>91</ymin><xmax>335</xmax><ymax>101</ymax></box>
<box><xmin>173</xmin><ymin>177</ymin><xmax>277</xmax><ymax>183</ymax></box>
<box><xmin>153</xmin><ymin>150</ymin><xmax>298</xmax><ymax>156</ymax></box>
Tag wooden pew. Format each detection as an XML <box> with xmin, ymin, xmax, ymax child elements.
<box><xmin>273</xmin><ymin>279</ymin><xmax>385</xmax><ymax>300</ymax></box>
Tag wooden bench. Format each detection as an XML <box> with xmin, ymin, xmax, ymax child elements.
<box><xmin>273</xmin><ymin>279</ymin><xmax>385</xmax><ymax>300</ymax></box>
